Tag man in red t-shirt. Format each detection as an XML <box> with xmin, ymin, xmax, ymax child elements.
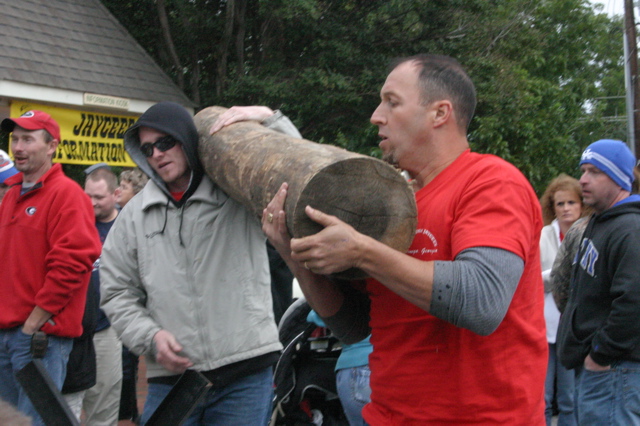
<box><xmin>263</xmin><ymin>54</ymin><xmax>547</xmax><ymax>424</ymax></box>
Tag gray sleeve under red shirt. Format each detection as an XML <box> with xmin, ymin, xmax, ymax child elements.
<box><xmin>432</xmin><ymin>246</ymin><xmax>523</xmax><ymax>336</ymax></box>
<box><xmin>323</xmin><ymin>246</ymin><xmax>523</xmax><ymax>342</ymax></box>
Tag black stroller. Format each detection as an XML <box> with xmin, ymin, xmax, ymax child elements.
<box><xmin>270</xmin><ymin>298</ymin><xmax>349</xmax><ymax>425</ymax></box>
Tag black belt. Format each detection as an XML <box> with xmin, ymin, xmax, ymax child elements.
<box><xmin>148</xmin><ymin>351</ymin><xmax>280</xmax><ymax>388</ymax></box>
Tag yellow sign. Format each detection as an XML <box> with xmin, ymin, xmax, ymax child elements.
<box><xmin>9</xmin><ymin>101</ymin><xmax>138</xmax><ymax>167</ymax></box>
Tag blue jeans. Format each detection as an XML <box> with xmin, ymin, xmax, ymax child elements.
<box><xmin>336</xmin><ymin>366</ymin><xmax>371</xmax><ymax>426</ymax></box>
<box><xmin>575</xmin><ymin>360</ymin><xmax>640</xmax><ymax>425</ymax></box>
<box><xmin>140</xmin><ymin>366</ymin><xmax>274</xmax><ymax>425</ymax></box>
<box><xmin>0</xmin><ymin>327</ymin><xmax>73</xmax><ymax>426</ymax></box>
<box><xmin>545</xmin><ymin>343</ymin><xmax>577</xmax><ymax>426</ymax></box>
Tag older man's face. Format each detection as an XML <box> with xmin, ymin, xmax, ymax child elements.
<box><xmin>579</xmin><ymin>163</ymin><xmax>624</xmax><ymax>214</ymax></box>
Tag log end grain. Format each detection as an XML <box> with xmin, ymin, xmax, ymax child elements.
<box><xmin>292</xmin><ymin>157</ymin><xmax>417</xmax><ymax>280</ymax></box>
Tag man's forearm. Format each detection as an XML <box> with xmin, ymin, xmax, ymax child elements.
<box><xmin>22</xmin><ymin>305</ymin><xmax>53</xmax><ymax>334</ymax></box>
<box><xmin>294</xmin><ymin>269</ymin><xmax>345</xmax><ymax>318</ymax></box>
<box><xmin>358</xmin><ymin>237</ymin><xmax>435</xmax><ymax>312</ymax></box>
<box><xmin>321</xmin><ymin>283</ymin><xmax>371</xmax><ymax>344</ymax></box>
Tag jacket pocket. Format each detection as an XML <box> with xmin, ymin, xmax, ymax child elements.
<box><xmin>557</xmin><ymin>303</ymin><xmax>591</xmax><ymax>369</ymax></box>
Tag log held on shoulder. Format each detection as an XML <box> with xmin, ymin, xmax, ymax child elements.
<box><xmin>194</xmin><ymin>106</ymin><xmax>417</xmax><ymax>279</ymax></box>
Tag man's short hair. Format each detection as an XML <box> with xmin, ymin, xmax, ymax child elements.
<box><xmin>41</xmin><ymin>129</ymin><xmax>55</xmax><ymax>144</ymax></box>
<box><xmin>119</xmin><ymin>168</ymin><xmax>149</xmax><ymax>195</ymax></box>
<box><xmin>85</xmin><ymin>167</ymin><xmax>119</xmax><ymax>192</ymax></box>
<box><xmin>389</xmin><ymin>54</ymin><xmax>477</xmax><ymax>132</ymax></box>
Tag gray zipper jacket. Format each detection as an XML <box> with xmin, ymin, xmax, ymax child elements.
<box><xmin>100</xmin><ymin>106</ymin><xmax>299</xmax><ymax>379</ymax></box>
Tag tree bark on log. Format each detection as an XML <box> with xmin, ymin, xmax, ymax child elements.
<box><xmin>194</xmin><ymin>106</ymin><xmax>417</xmax><ymax>279</ymax></box>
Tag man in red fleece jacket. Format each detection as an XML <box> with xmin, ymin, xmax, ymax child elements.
<box><xmin>0</xmin><ymin>110</ymin><xmax>101</xmax><ymax>425</ymax></box>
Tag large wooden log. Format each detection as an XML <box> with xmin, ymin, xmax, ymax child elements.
<box><xmin>194</xmin><ymin>106</ymin><xmax>417</xmax><ymax>279</ymax></box>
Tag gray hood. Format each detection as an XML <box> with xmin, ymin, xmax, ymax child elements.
<box><xmin>124</xmin><ymin>101</ymin><xmax>204</xmax><ymax>206</ymax></box>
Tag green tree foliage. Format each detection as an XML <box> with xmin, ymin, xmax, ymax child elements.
<box><xmin>101</xmin><ymin>0</ymin><xmax>627</xmax><ymax>194</ymax></box>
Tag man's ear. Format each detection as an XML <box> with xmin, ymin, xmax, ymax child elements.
<box><xmin>47</xmin><ymin>139</ymin><xmax>60</xmax><ymax>157</ymax></box>
<box><xmin>113</xmin><ymin>187</ymin><xmax>122</xmax><ymax>198</ymax></box>
<box><xmin>432</xmin><ymin>100</ymin><xmax>453</xmax><ymax>128</ymax></box>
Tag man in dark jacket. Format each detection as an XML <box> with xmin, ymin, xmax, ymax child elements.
<box><xmin>557</xmin><ymin>139</ymin><xmax>640</xmax><ymax>425</ymax></box>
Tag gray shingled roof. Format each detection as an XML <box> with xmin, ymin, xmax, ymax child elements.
<box><xmin>0</xmin><ymin>0</ymin><xmax>194</xmax><ymax>106</ymax></box>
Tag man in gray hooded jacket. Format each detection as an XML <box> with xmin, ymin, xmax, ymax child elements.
<box><xmin>100</xmin><ymin>102</ymin><xmax>300</xmax><ymax>425</ymax></box>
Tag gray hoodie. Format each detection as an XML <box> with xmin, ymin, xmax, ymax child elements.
<box><xmin>101</xmin><ymin>103</ymin><xmax>300</xmax><ymax>380</ymax></box>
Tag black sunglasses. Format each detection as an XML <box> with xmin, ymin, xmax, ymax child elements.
<box><xmin>140</xmin><ymin>135</ymin><xmax>178</xmax><ymax>157</ymax></box>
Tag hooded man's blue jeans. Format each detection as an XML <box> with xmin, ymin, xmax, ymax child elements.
<box><xmin>140</xmin><ymin>366</ymin><xmax>273</xmax><ymax>425</ymax></box>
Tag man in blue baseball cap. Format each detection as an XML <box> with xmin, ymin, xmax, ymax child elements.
<box><xmin>557</xmin><ymin>139</ymin><xmax>640</xmax><ymax>425</ymax></box>
<box><xmin>0</xmin><ymin>149</ymin><xmax>18</xmax><ymax>203</ymax></box>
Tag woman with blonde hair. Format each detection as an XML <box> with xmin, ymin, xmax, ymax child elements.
<box><xmin>117</xmin><ymin>168</ymin><xmax>148</xmax><ymax>207</ymax></box>
<box><xmin>539</xmin><ymin>173</ymin><xmax>586</xmax><ymax>426</ymax></box>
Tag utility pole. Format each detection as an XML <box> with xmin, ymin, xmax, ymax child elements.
<box><xmin>624</xmin><ymin>0</ymin><xmax>640</xmax><ymax>156</ymax></box>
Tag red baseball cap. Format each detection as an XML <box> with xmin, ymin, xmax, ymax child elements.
<box><xmin>1</xmin><ymin>110</ymin><xmax>61</xmax><ymax>141</ymax></box>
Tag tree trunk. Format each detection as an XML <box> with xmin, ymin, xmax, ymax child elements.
<box><xmin>235</xmin><ymin>0</ymin><xmax>247</xmax><ymax>77</ymax></box>
<box><xmin>215</xmin><ymin>0</ymin><xmax>235</xmax><ymax>97</ymax></box>
<box><xmin>156</xmin><ymin>0</ymin><xmax>184</xmax><ymax>90</ymax></box>
<box><xmin>194</xmin><ymin>106</ymin><xmax>417</xmax><ymax>279</ymax></box>
<box><xmin>189</xmin><ymin>51</ymin><xmax>201</xmax><ymax>106</ymax></box>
